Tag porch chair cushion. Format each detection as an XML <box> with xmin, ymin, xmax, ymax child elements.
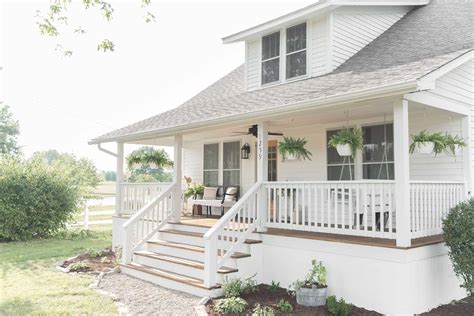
<box><xmin>223</xmin><ymin>186</ymin><xmax>239</xmax><ymax>202</ymax></box>
<box><xmin>203</xmin><ymin>187</ymin><xmax>218</xmax><ymax>199</ymax></box>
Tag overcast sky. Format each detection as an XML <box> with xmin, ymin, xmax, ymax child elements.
<box><xmin>1</xmin><ymin>0</ymin><xmax>314</xmax><ymax>170</ymax></box>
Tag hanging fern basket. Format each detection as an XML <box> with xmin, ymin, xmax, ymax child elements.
<box><xmin>336</xmin><ymin>144</ymin><xmax>352</xmax><ymax>157</ymax></box>
<box><xmin>414</xmin><ymin>142</ymin><xmax>435</xmax><ymax>155</ymax></box>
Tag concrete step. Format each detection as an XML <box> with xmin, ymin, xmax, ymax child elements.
<box><xmin>120</xmin><ymin>262</ymin><xmax>222</xmax><ymax>298</ymax></box>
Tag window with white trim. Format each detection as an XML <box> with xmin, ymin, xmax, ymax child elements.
<box><xmin>261</xmin><ymin>31</ymin><xmax>280</xmax><ymax>85</ymax></box>
<box><xmin>223</xmin><ymin>141</ymin><xmax>241</xmax><ymax>186</ymax></box>
<box><xmin>286</xmin><ymin>23</ymin><xmax>307</xmax><ymax>79</ymax></box>
<box><xmin>203</xmin><ymin>143</ymin><xmax>219</xmax><ymax>186</ymax></box>
<box><xmin>326</xmin><ymin>129</ymin><xmax>355</xmax><ymax>180</ymax></box>
<box><xmin>362</xmin><ymin>124</ymin><xmax>394</xmax><ymax>180</ymax></box>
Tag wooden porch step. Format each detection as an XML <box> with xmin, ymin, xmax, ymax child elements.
<box><xmin>159</xmin><ymin>228</ymin><xmax>262</xmax><ymax>244</ymax></box>
<box><xmin>147</xmin><ymin>240</ymin><xmax>251</xmax><ymax>259</ymax></box>
<box><xmin>134</xmin><ymin>250</ymin><xmax>238</xmax><ymax>274</ymax></box>
<box><xmin>120</xmin><ymin>262</ymin><xmax>221</xmax><ymax>290</ymax></box>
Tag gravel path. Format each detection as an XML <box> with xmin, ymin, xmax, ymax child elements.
<box><xmin>98</xmin><ymin>273</ymin><xmax>201</xmax><ymax>315</ymax></box>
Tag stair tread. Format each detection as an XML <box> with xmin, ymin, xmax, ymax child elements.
<box><xmin>121</xmin><ymin>262</ymin><xmax>221</xmax><ymax>290</ymax></box>
<box><xmin>135</xmin><ymin>250</ymin><xmax>238</xmax><ymax>274</ymax></box>
<box><xmin>147</xmin><ymin>240</ymin><xmax>251</xmax><ymax>259</ymax></box>
<box><xmin>159</xmin><ymin>228</ymin><xmax>262</xmax><ymax>244</ymax></box>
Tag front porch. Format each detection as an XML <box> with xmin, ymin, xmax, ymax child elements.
<box><xmin>108</xmin><ymin>95</ymin><xmax>470</xmax><ymax>314</ymax></box>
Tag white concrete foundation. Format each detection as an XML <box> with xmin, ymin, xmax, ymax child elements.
<box><xmin>252</xmin><ymin>234</ymin><xmax>466</xmax><ymax>315</ymax></box>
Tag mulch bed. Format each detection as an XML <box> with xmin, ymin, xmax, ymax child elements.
<box><xmin>206</xmin><ymin>284</ymin><xmax>380</xmax><ymax>315</ymax></box>
<box><xmin>422</xmin><ymin>295</ymin><xmax>474</xmax><ymax>316</ymax></box>
<box><xmin>60</xmin><ymin>247</ymin><xmax>116</xmax><ymax>273</ymax></box>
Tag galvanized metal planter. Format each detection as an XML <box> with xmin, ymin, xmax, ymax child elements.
<box><xmin>295</xmin><ymin>286</ymin><xmax>328</xmax><ymax>307</ymax></box>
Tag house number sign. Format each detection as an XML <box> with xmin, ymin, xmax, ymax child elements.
<box><xmin>258</xmin><ymin>134</ymin><xmax>263</xmax><ymax>161</ymax></box>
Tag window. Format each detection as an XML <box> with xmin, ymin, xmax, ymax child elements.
<box><xmin>268</xmin><ymin>141</ymin><xmax>278</xmax><ymax>181</ymax></box>
<box><xmin>286</xmin><ymin>23</ymin><xmax>306</xmax><ymax>79</ymax></box>
<box><xmin>362</xmin><ymin>124</ymin><xmax>394</xmax><ymax>180</ymax></box>
<box><xmin>327</xmin><ymin>129</ymin><xmax>355</xmax><ymax>180</ymax></box>
<box><xmin>223</xmin><ymin>141</ymin><xmax>241</xmax><ymax>186</ymax></box>
<box><xmin>203</xmin><ymin>143</ymin><xmax>219</xmax><ymax>186</ymax></box>
<box><xmin>261</xmin><ymin>32</ymin><xmax>280</xmax><ymax>85</ymax></box>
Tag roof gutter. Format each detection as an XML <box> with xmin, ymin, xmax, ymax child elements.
<box><xmin>89</xmin><ymin>79</ymin><xmax>419</xmax><ymax>145</ymax></box>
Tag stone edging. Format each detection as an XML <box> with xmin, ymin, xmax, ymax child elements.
<box><xmin>194</xmin><ymin>297</ymin><xmax>210</xmax><ymax>316</ymax></box>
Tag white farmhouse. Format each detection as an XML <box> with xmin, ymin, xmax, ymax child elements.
<box><xmin>90</xmin><ymin>1</ymin><xmax>474</xmax><ymax>314</ymax></box>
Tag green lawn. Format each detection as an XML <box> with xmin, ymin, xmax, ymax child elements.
<box><xmin>94</xmin><ymin>182</ymin><xmax>116</xmax><ymax>197</ymax></box>
<box><xmin>0</xmin><ymin>226</ymin><xmax>118</xmax><ymax>315</ymax></box>
<box><xmin>88</xmin><ymin>205</ymin><xmax>115</xmax><ymax>211</ymax></box>
<box><xmin>74</xmin><ymin>214</ymin><xmax>113</xmax><ymax>222</ymax></box>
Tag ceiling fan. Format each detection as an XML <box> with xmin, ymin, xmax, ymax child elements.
<box><xmin>232</xmin><ymin>124</ymin><xmax>284</xmax><ymax>138</ymax></box>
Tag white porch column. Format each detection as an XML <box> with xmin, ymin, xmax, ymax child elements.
<box><xmin>257</xmin><ymin>122</ymin><xmax>268</xmax><ymax>232</ymax></box>
<box><xmin>393</xmin><ymin>99</ymin><xmax>411</xmax><ymax>247</ymax></box>
<box><xmin>115</xmin><ymin>142</ymin><xmax>124</xmax><ymax>216</ymax></box>
<box><xmin>170</xmin><ymin>135</ymin><xmax>183</xmax><ymax>223</ymax></box>
<box><xmin>462</xmin><ymin>115</ymin><xmax>472</xmax><ymax>197</ymax></box>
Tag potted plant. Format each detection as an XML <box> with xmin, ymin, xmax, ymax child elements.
<box><xmin>328</xmin><ymin>128</ymin><xmax>363</xmax><ymax>157</ymax></box>
<box><xmin>278</xmin><ymin>137</ymin><xmax>312</xmax><ymax>161</ymax></box>
<box><xmin>291</xmin><ymin>259</ymin><xmax>328</xmax><ymax>307</ymax></box>
<box><xmin>184</xmin><ymin>182</ymin><xmax>205</xmax><ymax>200</ymax></box>
<box><xmin>409</xmin><ymin>130</ymin><xmax>448</xmax><ymax>156</ymax></box>
<box><xmin>444</xmin><ymin>133</ymin><xmax>467</xmax><ymax>156</ymax></box>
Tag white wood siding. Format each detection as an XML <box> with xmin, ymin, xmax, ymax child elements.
<box><xmin>311</xmin><ymin>17</ymin><xmax>331</xmax><ymax>77</ymax></box>
<box><xmin>430</xmin><ymin>59</ymin><xmax>474</xmax><ymax>108</ymax></box>
<box><xmin>330</xmin><ymin>6</ymin><xmax>410</xmax><ymax>69</ymax></box>
<box><xmin>245</xmin><ymin>39</ymin><xmax>260</xmax><ymax>91</ymax></box>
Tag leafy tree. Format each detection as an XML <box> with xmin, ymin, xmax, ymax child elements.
<box><xmin>29</xmin><ymin>151</ymin><xmax>101</xmax><ymax>201</ymax></box>
<box><xmin>36</xmin><ymin>0</ymin><xmax>156</xmax><ymax>56</ymax></box>
<box><xmin>126</xmin><ymin>146</ymin><xmax>173</xmax><ymax>183</ymax></box>
<box><xmin>0</xmin><ymin>104</ymin><xmax>20</xmax><ymax>155</ymax></box>
<box><xmin>102</xmin><ymin>170</ymin><xmax>116</xmax><ymax>181</ymax></box>
<box><xmin>443</xmin><ymin>199</ymin><xmax>474</xmax><ymax>294</ymax></box>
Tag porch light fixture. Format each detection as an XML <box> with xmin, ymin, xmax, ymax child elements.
<box><xmin>241</xmin><ymin>143</ymin><xmax>251</xmax><ymax>159</ymax></box>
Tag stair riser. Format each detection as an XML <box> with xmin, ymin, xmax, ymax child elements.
<box><xmin>145</xmin><ymin>243</ymin><xmax>239</xmax><ymax>268</ymax></box>
<box><xmin>157</xmin><ymin>232</ymin><xmax>252</xmax><ymax>253</ymax></box>
<box><xmin>120</xmin><ymin>266</ymin><xmax>222</xmax><ymax>298</ymax></box>
<box><xmin>167</xmin><ymin>223</ymin><xmax>210</xmax><ymax>234</ymax></box>
<box><xmin>133</xmin><ymin>254</ymin><xmax>205</xmax><ymax>280</ymax></box>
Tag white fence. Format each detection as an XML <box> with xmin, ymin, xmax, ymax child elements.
<box><xmin>410</xmin><ymin>181</ymin><xmax>466</xmax><ymax>238</ymax></box>
<box><xmin>263</xmin><ymin>181</ymin><xmax>396</xmax><ymax>239</ymax></box>
<box><xmin>120</xmin><ymin>182</ymin><xmax>172</xmax><ymax>215</ymax></box>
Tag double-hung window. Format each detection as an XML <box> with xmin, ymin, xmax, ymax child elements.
<box><xmin>223</xmin><ymin>141</ymin><xmax>241</xmax><ymax>186</ymax></box>
<box><xmin>286</xmin><ymin>23</ymin><xmax>307</xmax><ymax>79</ymax></box>
<box><xmin>362</xmin><ymin>124</ymin><xmax>394</xmax><ymax>180</ymax></box>
<box><xmin>261</xmin><ymin>32</ymin><xmax>280</xmax><ymax>85</ymax></box>
<box><xmin>326</xmin><ymin>129</ymin><xmax>355</xmax><ymax>180</ymax></box>
<box><xmin>203</xmin><ymin>143</ymin><xmax>219</xmax><ymax>186</ymax></box>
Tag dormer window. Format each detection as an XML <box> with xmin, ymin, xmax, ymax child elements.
<box><xmin>286</xmin><ymin>23</ymin><xmax>307</xmax><ymax>79</ymax></box>
<box><xmin>261</xmin><ymin>31</ymin><xmax>280</xmax><ymax>85</ymax></box>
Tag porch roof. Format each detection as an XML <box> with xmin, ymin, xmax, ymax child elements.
<box><xmin>90</xmin><ymin>0</ymin><xmax>473</xmax><ymax>145</ymax></box>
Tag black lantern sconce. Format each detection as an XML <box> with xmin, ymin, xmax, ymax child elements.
<box><xmin>241</xmin><ymin>143</ymin><xmax>251</xmax><ymax>159</ymax></box>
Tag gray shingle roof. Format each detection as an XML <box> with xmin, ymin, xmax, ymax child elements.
<box><xmin>91</xmin><ymin>0</ymin><xmax>474</xmax><ymax>144</ymax></box>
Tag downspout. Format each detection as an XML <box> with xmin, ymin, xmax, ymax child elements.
<box><xmin>97</xmin><ymin>143</ymin><xmax>117</xmax><ymax>157</ymax></box>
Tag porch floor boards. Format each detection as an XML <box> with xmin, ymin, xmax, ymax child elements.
<box><xmin>178</xmin><ymin>216</ymin><xmax>444</xmax><ymax>249</ymax></box>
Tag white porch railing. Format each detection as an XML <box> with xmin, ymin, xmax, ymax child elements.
<box><xmin>122</xmin><ymin>183</ymin><xmax>176</xmax><ymax>264</ymax></box>
<box><xmin>120</xmin><ymin>182</ymin><xmax>172</xmax><ymax>215</ymax></box>
<box><xmin>203</xmin><ymin>182</ymin><xmax>261</xmax><ymax>287</ymax></box>
<box><xmin>410</xmin><ymin>181</ymin><xmax>466</xmax><ymax>238</ymax></box>
<box><xmin>263</xmin><ymin>181</ymin><xmax>397</xmax><ymax>239</ymax></box>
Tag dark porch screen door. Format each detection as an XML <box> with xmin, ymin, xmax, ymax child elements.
<box><xmin>268</xmin><ymin>140</ymin><xmax>278</xmax><ymax>181</ymax></box>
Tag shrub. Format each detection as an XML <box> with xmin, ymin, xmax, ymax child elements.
<box><xmin>68</xmin><ymin>261</ymin><xmax>90</xmax><ymax>272</ymax></box>
<box><xmin>268</xmin><ymin>280</ymin><xmax>280</xmax><ymax>294</ymax></box>
<box><xmin>0</xmin><ymin>158</ymin><xmax>79</xmax><ymax>241</ymax></box>
<box><xmin>214</xmin><ymin>297</ymin><xmax>247</xmax><ymax>314</ymax></box>
<box><xmin>86</xmin><ymin>248</ymin><xmax>104</xmax><ymax>258</ymax></box>
<box><xmin>252</xmin><ymin>303</ymin><xmax>274</xmax><ymax>316</ymax></box>
<box><xmin>327</xmin><ymin>296</ymin><xmax>352</xmax><ymax>316</ymax></box>
<box><xmin>291</xmin><ymin>259</ymin><xmax>327</xmax><ymax>291</ymax></box>
<box><xmin>276</xmin><ymin>299</ymin><xmax>293</xmax><ymax>313</ymax></box>
<box><xmin>223</xmin><ymin>274</ymin><xmax>258</xmax><ymax>298</ymax></box>
<box><xmin>443</xmin><ymin>199</ymin><xmax>474</xmax><ymax>294</ymax></box>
